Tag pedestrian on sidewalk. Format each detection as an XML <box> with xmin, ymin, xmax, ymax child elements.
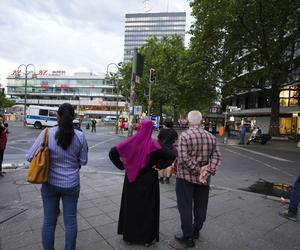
<box><xmin>109</xmin><ymin>119</ymin><xmax>176</xmax><ymax>247</ymax></box>
<box><xmin>175</xmin><ymin>111</ymin><xmax>221</xmax><ymax>248</ymax></box>
<box><xmin>91</xmin><ymin>118</ymin><xmax>97</xmax><ymax>133</ymax></box>
<box><xmin>239</xmin><ymin>124</ymin><xmax>246</xmax><ymax>144</ymax></box>
<box><xmin>224</xmin><ymin>123</ymin><xmax>230</xmax><ymax>144</ymax></box>
<box><xmin>157</xmin><ymin>118</ymin><xmax>178</xmax><ymax>184</ymax></box>
<box><xmin>279</xmin><ymin>171</ymin><xmax>300</xmax><ymax>222</ymax></box>
<box><xmin>26</xmin><ymin>103</ymin><xmax>88</xmax><ymax>250</ymax></box>
<box><xmin>0</xmin><ymin>114</ymin><xmax>8</xmax><ymax>176</ymax></box>
<box><xmin>120</xmin><ymin>118</ymin><xmax>126</xmax><ymax>134</ymax></box>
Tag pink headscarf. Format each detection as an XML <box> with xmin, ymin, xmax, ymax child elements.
<box><xmin>116</xmin><ymin>119</ymin><xmax>161</xmax><ymax>183</ymax></box>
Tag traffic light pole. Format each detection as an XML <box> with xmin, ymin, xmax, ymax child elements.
<box><xmin>127</xmin><ymin>48</ymin><xmax>144</xmax><ymax>137</ymax></box>
<box><xmin>128</xmin><ymin>48</ymin><xmax>138</xmax><ymax>137</ymax></box>
<box><xmin>148</xmin><ymin>78</ymin><xmax>151</xmax><ymax>117</ymax></box>
<box><xmin>148</xmin><ymin>68</ymin><xmax>155</xmax><ymax>118</ymax></box>
<box><xmin>128</xmin><ymin>72</ymin><xmax>136</xmax><ymax>137</ymax></box>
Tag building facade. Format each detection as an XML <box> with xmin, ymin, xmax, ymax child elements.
<box><xmin>124</xmin><ymin>12</ymin><xmax>186</xmax><ymax>63</ymax></box>
<box><xmin>223</xmin><ymin>82</ymin><xmax>300</xmax><ymax>135</ymax></box>
<box><xmin>6</xmin><ymin>70</ymin><xmax>127</xmax><ymax>118</ymax></box>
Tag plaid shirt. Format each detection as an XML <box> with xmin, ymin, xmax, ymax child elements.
<box><xmin>176</xmin><ymin>125</ymin><xmax>221</xmax><ymax>185</ymax></box>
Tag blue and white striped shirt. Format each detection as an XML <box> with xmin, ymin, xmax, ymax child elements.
<box><xmin>26</xmin><ymin>126</ymin><xmax>88</xmax><ymax>188</ymax></box>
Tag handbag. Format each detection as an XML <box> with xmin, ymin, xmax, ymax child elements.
<box><xmin>27</xmin><ymin>128</ymin><xmax>49</xmax><ymax>184</ymax></box>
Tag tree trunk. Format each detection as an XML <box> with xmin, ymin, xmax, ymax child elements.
<box><xmin>269</xmin><ymin>84</ymin><xmax>280</xmax><ymax>137</ymax></box>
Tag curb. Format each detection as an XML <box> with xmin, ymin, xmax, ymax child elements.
<box><xmin>210</xmin><ymin>184</ymin><xmax>290</xmax><ymax>204</ymax></box>
<box><xmin>2</xmin><ymin>165</ymin><xmax>289</xmax><ymax>205</ymax></box>
<box><xmin>2</xmin><ymin>163</ymin><xmax>27</xmax><ymax>170</ymax></box>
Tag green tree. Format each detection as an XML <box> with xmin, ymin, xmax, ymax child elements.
<box><xmin>119</xmin><ymin>35</ymin><xmax>219</xmax><ymax>120</ymax></box>
<box><xmin>139</xmin><ymin>36</ymin><xmax>186</xmax><ymax>119</ymax></box>
<box><xmin>190</xmin><ymin>0</ymin><xmax>300</xmax><ymax>136</ymax></box>
<box><xmin>118</xmin><ymin>63</ymin><xmax>132</xmax><ymax>102</ymax></box>
<box><xmin>0</xmin><ymin>92</ymin><xmax>15</xmax><ymax>110</ymax></box>
<box><xmin>119</xmin><ymin>36</ymin><xmax>186</xmax><ymax>119</ymax></box>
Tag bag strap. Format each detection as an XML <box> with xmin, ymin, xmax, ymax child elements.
<box><xmin>42</xmin><ymin>128</ymin><xmax>49</xmax><ymax>147</ymax></box>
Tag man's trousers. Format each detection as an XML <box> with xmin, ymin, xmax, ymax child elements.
<box><xmin>176</xmin><ymin>178</ymin><xmax>209</xmax><ymax>238</ymax></box>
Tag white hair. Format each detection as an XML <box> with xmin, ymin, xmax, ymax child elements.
<box><xmin>187</xmin><ymin>110</ymin><xmax>202</xmax><ymax>125</ymax></box>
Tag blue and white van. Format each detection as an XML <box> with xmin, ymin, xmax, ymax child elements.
<box><xmin>26</xmin><ymin>105</ymin><xmax>58</xmax><ymax>129</ymax></box>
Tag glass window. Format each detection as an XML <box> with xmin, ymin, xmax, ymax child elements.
<box><xmin>49</xmin><ymin>110</ymin><xmax>57</xmax><ymax>117</ymax></box>
<box><xmin>39</xmin><ymin>109</ymin><xmax>48</xmax><ymax>116</ymax></box>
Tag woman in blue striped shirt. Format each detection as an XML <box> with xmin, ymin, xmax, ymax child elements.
<box><xmin>27</xmin><ymin>103</ymin><xmax>88</xmax><ymax>250</ymax></box>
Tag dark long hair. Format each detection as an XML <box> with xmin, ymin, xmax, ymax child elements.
<box><xmin>56</xmin><ymin>103</ymin><xmax>75</xmax><ymax>150</ymax></box>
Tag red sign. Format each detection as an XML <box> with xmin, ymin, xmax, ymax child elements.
<box><xmin>38</xmin><ymin>70</ymin><xmax>48</xmax><ymax>76</ymax></box>
<box><xmin>11</xmin><ymin>70</ymin><xmax>21</xmax><ymax>76</ymax></box>
<box><xmin>11</xmin><ymin>69</ymin><xmax>48</xmax><ymax>76</ymax></box>
<box><xmin>41</xmin><ymin>84</ymin><xmax>49</xmax><ymax>88</ymax></box>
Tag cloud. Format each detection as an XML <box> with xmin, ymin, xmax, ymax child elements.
<box><xmin>0</xmin><ymin>0</ymin><xmax>193</xmax><ymax>85</ymax></box>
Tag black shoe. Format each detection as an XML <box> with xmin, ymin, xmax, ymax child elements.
<box><xmin>165</xmin><ymin>177</ymin><xmax>170</xmax><ymax>184</ymax></box>
<box><xmin>0</xmin><ymin>171</ymin><xmax>5</xmax><ymax>177</ymax></box>
<box><xmin>193</xmin><ymin>230</ymin><xmax>199</xmax><ymax>239</ymax></box>
<box><xmin>124</xmin><ymin>240</ymin><xmax>132</xmax><ymax>245</ymax></box>
<box><xmin>279</xmin><ymin>209</ymin><xmax>297</xmax><ymax>222</ymax></box>
<box><xmin>174</xmin><ymin>234</ymin><xmax>195</xmax><ymax>248</ymax></box>
<box><xmin>159</xmin><ymin>177</ymin><xmax>164</xmax><ymax>184</ymax></box>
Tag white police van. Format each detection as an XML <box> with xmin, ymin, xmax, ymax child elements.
<box><xmin>26</xmin><ymin>105</ymin><xmax>58</xmax><ymax>129</ymax></box>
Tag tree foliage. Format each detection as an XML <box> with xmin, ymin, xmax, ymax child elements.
<box><xmin>190</xmin><ymin>0</ymin><xmax>300</xmax><ymax>136</ymax></box>
<box><xmin>118</xmin><ymin>35</ymin><xmax>219</xmax><ymax>119</ymax></box>
<box><xmin>0</xmin><ymin>92</ymin><xmax>15</xmax><ymax>109</ymax></box>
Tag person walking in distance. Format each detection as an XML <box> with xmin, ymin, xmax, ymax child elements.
<box><xmin>224</xmin><ymin>123</ymin><xmax>230</xmax><ymax>144</ymax></box>
<box><xmin>175</xmin><ymin>111</ymin><xmax>221</xmax><ymax>248</ymax></box>
<box><xmin>26</xmin><ymin>103</ymin><xmax>88</xmax><ymax>250</ymax></box>
<box><xmin>279</xmin><ymin>171</ymin><xmax>300</xmax><ymax>222</ymax></box>
<box><xmin>0</xmin><ymin>114</ymin><xmax>8</xmax><ymax>176</ymax></box>
<box><xmin>91</xmin><ymin>118</ymin><xmax>97</xmax><ymax>133</ymax></box>
<box><xmin>109</xmin><ymin>119</ymin><xmax>175</xmax><ymax>247</ymax></box>
<box><xmin>157</xmin><ymin>118</ymin><xmax>178</xmax><ymax>184</ymax></box>
<box><xmin>239</xmin><ymin>124</ymin><xmax>246</xmax><ymax>144</ymax></box>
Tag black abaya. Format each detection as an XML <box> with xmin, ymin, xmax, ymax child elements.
<box><xmin>109</xmin><ymin>146</ymin><xmax>175</xmax><ymax>245</ymax></box>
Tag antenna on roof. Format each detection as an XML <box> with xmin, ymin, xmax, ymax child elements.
<box><xmin>143</xmin><ymin>0</ymin><xmax>152</xmax><ymax>12</ymax></box>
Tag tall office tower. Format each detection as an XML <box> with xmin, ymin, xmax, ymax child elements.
<box><xmin>123</xmin><ymin>12</ymin><xmax>186</xmax><ymax>63</ymax></box>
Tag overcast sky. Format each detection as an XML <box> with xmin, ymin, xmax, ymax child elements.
<box><xmin>0</xmin><ymin>0</ymin><xmax>194</xmax><ymax>85</ymax></box>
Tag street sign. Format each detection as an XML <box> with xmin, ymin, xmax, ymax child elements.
<box><xmin>151</xmin><ymin>115</ymin><xmax>160</xmax><ymax>129</ymax></box>
<box><xmin>134</xmin><ymin>105</ymin><xmax>142</xmax><ymax>115</ymax></box>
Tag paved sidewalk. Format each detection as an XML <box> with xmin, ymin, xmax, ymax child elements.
<box><xmin>0</xmin><ymin>169</ymin><xmax>299</xmax><ymax>250</ymax></box>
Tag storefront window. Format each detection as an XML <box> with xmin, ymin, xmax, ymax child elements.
<box><xmin>279</xmin><ymin>84</ymin><xmax>299</xmax><ymax>106</ymax></box>
<box><xmin>280</xmin><ymin>117</ymin><xmax>292</xmax><ymax>134</ymax></box>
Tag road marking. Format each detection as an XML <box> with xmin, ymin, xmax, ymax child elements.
<box><xmin>231</xmin><ymin>146</ymin><xmax>293</xmax><ymax>162</ymax></box>
<box><xmin>89</xmin><ymin>137</ymin><xmax>119</xmax><ymax>149</ymax></box>
<box><xmin>224</xmin><ymin>148</ymin><xmax>293</xmax><ymax>177</ymax></box>
<box><xmin>6</xmin><ymin>145</ymin><xmax>29</xmax><ymax>153</ymax></box>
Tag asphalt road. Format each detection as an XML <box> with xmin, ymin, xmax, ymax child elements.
<box><xmin>3</xmin><ymin>121</ymin><xmax>300</xmax><ymax>192</ymax></box>
<box><xmin>3</xmin><ymin>121</ymin><xmax>123</xmax><ymax>173</ymax></box>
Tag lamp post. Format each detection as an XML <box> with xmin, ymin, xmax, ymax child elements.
<box><xmin>106</xmin><ymin>63</ymin><xmax>121</xmax><ymax>134</ymax></box>
<box><xmin>16</xmin><ymin>64</ymin><xmax>36</xmax><ymax>126</ymax></box>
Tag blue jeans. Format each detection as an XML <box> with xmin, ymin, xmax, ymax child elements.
<box><xmin>289</xmin><ymin>172</ymin><xmax>300</xmax><ymax>216</ymax></box>
<box><xmin>239</xmin><ymin>134</ymin><xmax>245</xmax><ymax>144</ymax></box>
<box><xmin>41</xmin><ymin>183</ymin><xmax>80</xmax><ymax>250</ymax></box>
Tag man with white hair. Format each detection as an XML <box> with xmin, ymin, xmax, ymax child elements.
<box><xmin>175</xmin><ymin>110</ymin><xmax>221</xmax><ymax>248</ymax></box>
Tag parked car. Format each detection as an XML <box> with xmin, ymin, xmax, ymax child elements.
<box><xmin>103</xmin><ymin>116</ymin><xmax>117</xmax><ymax>123</ymax></box>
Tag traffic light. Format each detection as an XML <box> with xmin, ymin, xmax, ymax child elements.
<box><xmin>149</xmin><ymin>68</ymin><xmax>156</xmax><ymax>82</ymax></box>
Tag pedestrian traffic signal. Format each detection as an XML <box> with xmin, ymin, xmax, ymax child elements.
<box><xmin>149</xmin><ymin>68</ymin><xmax>156</xmax><ymax>82</ymax></box>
